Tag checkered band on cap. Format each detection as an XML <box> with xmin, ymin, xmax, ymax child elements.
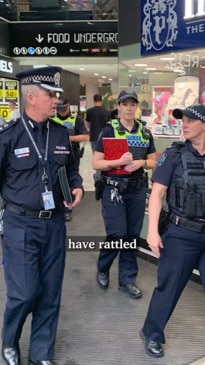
<box><xmin>21</xmin><ymin>72</ymin><xmax>61</xmax><ymax>87</ymax></box>
<box><xmin>117</xmin><ymin>90</ymin><xmax>139</xmax><ymax>103</ymax></box>
<box><xmin>186</xmin><ymin>106</ymin><xmax>205</xmax><ymax>121</ymax></box>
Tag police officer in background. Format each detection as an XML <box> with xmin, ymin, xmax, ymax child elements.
<box><xmin>0</xmin><ymin>67</ymin><xmax>83</xmax><ymax>365</ymax></box>
<box><xmin>53</xmin><ymin>95</ymin><xmax>88</xmax><ymax>168</ymax></box>
<box><xmin>140</xmin><ymin>104</ymin><xmax>205</xmax><ymax>358</ymax></box>
<box><xmin>53</xmin><ymin>95</ymin><xmax>88</xmax><ymax>221</ymax></box>
<box><xmin>92</xmin><ymin>90</ymin><xmax>156</xmax><ymax>299</ymax></box>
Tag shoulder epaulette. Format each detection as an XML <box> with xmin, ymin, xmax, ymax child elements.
<box><xmin>171</xmin><ymin>141</ymin><xmax>186</xmax><ymax>149</ymax></box>
<box><xmin>0</xmin><ymin>119</ymin><xmax>19</xmax><ymax>133</ymax></box>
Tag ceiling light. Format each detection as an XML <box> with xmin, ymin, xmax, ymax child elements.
<box><xmin>145</xmin><ymin>67</ymin><xmax>157</xmax><ymax>71</ymax></box>
<box><xmin>160</xmin><ymin>57</ymin><xmax>175</xmax><ymax>60</ymax></box>
<box><xmin>173</xmin><ymin>69</ymin><xmax>184</xmax><ymax>73</ymax></box>
<box><xmin>134</xmin><ymin>63</ymin><xmax>147</xmax><ymax>67</ymax></box>
<box><xmin>79</xmin><ymin>67</ymin><xmax>85</xmax><ymax>70</ymax></box>
<box><xmin>108</xmin><ymin>78</ymin><xmax>113</xmax><ymax>81</ymax></box>
<box><xmin>143</xmin><ymin>72</ymin><xmax>148</xmax><ymax>74</ymax></box>
<box><xmin>94</xmin><ymin>73</ymin><xmax>99</xmax><ymax>76</ymax></box>
<box><xmin>101</xmin><ymin>76</ymin><xmax>106</xmax><ymax>78</ymax></box>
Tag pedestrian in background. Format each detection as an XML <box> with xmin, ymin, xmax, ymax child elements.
<box><xmin>8</xmin><ymin>100</ymin><xmax>20</xmax><ymax>121</ymax></box>
<box><xmin>86</xmin><ymin>94</ymin><xmax>110</xmax><ymax>153</ymax></box>
<box><xmin>0</xmin><ymin>66</ymin><xmax>83</xmax><ymax>365</ymax></box>
<box><xmin>140</xmin><ymin>104</ymin><xmax>205</xmax><ymax>358</ymax></box>
<box><xmin>53</xmin><ymin>94</ymin><xmax>88</xmax><ymax>221</ymax></box>
<box><xmin>92</xmin><ymin>90</ymin><xmax>156</xmax><ymax>299</ymax></box>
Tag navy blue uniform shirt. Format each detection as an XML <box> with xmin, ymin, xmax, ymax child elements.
<box><xmin>0</xmin><ymin>113</ymin><xmax>83</xmax><ymax>210</ymax></box>
<box><xmin>152</xmin><ymin>140</ymin><xmax>205</xmax><ymax>186</ymax></box>
<box><xmin>152</xmin><ymin>140</ymin><xmax>205</xmax><ymax>216</ymax></box>
<box><xmin>95</xmin><ymin>120</ymin><xmax>156</xmax><ymax>178</ymax></box>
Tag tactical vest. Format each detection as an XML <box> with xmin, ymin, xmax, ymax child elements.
<box><xmin>53</xmin><ymin>113</ymin><xmax>77</xmax><ymax>136</ymax></box>
<box><xmin>109</xmin><ymin>119</ymin><xmax>150</xmax><ymax>160</ymax></box>
<box><xmin>168</xmin><ymin>142</ymin><xmax>205</xmax><ymax>218</ymax></box>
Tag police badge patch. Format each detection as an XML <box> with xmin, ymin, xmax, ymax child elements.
<box><xmin>157</xmin><ymin>153</ymin><xmax>167</xmax><ymax>167</ymax></box>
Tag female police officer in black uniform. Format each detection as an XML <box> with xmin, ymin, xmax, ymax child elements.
<box><xmin>0</xmin><ymin>67</ymin><xmax>83</xmax><ymax>365</ymax></box>
<box><xmin>92</xmin><ymin>90</ymin><xmax>156</xmax><ymax>299</ymax></box>
<box><xmin>140</xmin><ymin>104</ymin><xmax>205</xmax><ymax>358</ymax></box>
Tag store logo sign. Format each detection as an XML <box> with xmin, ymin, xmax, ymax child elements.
<box><xmin>141</xmin><ymin>0</ymin><xmax>178</xmax><ymax>52</ymax></box>
<box><xmin>0</xmin><ymin>60</ymin><xmax>13</xmax><ymax>74</ymax></box>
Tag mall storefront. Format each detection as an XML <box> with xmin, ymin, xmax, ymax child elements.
<box><xmin>0</xmin><ymin>56</ymin><xmax>22</xmax><ymax>121</ymax></box>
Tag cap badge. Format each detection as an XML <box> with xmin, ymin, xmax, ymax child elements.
<box><xmin>54</xmin><ymin>72</ymin><xmax>61</xmax><ymax>87</ymax></box>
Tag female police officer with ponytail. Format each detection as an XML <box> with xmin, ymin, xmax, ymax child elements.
<box><xmin>92</xmin><ymin>90</ymin><xmax>156</xmax><ymax>299</ymax></box>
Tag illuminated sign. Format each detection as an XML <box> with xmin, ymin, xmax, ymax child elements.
<box><xmin>0</xmin><ymin>60</ymin><xmax>13</xmax><ymax>73</ymax></box>
<box><xmin>10</xmin><ymin>22</ymin><xmax>118</xmax><ymax>57</ymax></box>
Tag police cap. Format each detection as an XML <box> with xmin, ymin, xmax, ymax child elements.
<box><xmin>57</xmin><ymin>95</ymin><xmax>70</xmax><ymax>112</ymax></box>
<box><xmin>173</xmin><ymin>104</ymin><xmax>205</xmax><ymax>122</ymax></box>
<box><xmin>117</xmin><ymin>90</ymin><xmax>139</xmax><ymax>104</ymax></box>
<box><xmin>16</xmin><ymin>66</ymin><xmax>64</xmax><ymax>93</ymax></box>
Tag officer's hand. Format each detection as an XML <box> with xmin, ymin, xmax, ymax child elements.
<box><xmin>119</xmin><ymin>152</ymin><xmax>133</xmax><ymax>166</ymax></box>
<box><xmin>124</xmin><ymin>160</ymin><xmax>142</xmax><ymax>172</ymax></box>
<box><xmin>146</xmin><ymin>232</ymin><xmax>164</xmax><ymax>258</ymax></box>
<box><xmin>64</xmin><ymin>188</ymin><xmax>83</xmax><ymax>209</ymax></box>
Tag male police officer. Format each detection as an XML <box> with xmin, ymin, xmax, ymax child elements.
<box><xmin>140</xmin><ymin>104</ymin><xmax>205</xmax><ymax>358</ymax></box>
<box><xmin>0</xmin><ymin>67</ymin><xmax>83</xmax><ymax>365</ymax></box>
<box><xmin>53</xmin><ymin>95</ymin><xmax>88</xmax><ymax>168</ymax></box>
<box><xmin>53</xmin><ymin>95</ymin><xmax>88</xmax><ymax>221</ymax></box>
<box><xmin>92</xmin><ymin>90</ymin><xmax>156</xmax><ymax>298</ymax></box>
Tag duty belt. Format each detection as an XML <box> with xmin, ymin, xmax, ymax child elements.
<box><xmin>169</xmin><ymin>212</ymin><xmax>205</xmax><ymax>233</ymax></box>
<box><xmin>104</xmin><ymin>176</ymin><xmax>143</xmax><ymax>191</ymax></box>
<box><xmin>4</xmin><ymin>202</ymin><xmax>63</xmax><ymax>219</ymax></box>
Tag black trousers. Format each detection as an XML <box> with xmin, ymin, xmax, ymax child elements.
<box><xmin>1</xmin><ymin>209</ymin><xmax>66</xmax><ymax>360</ymax></box>
<box><xmin>142</xmin><ymin>223</ymin><xmax>205</xmax><ymax>343</ymax></box>
<box><xmin>98</xmin><ymin>184</ymin><xmax>146</xmax><ymax>285</ymax></box>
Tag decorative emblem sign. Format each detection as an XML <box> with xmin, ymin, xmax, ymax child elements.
<box><xmin>142</xmin><ymin>0</ymin><xmax>178</xmax><ymax>51</ymax></box>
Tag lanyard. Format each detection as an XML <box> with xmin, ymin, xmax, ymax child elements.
<box><xmin>21</xmin><ymin>117</ymin><xmax>50</xmax><ymax>189</ymax></box>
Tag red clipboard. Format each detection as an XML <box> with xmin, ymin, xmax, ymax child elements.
<box><xmin>102</xmin><ymin>138</ymin><xmax>131</xmax><ymax>175</ymax></box>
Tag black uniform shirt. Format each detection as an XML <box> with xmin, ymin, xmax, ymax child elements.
<box><xmin>0</xmin><ymin>113</ymin><xmax>83</xmax><ymax>210</ymax></box>
<box><xmin>152</xmin><ymin>140</ymin><xmax>204</xmax><ymax>186</ymax></box>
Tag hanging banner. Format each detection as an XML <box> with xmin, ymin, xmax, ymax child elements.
<box><xmin>0</xmin><ymin>80</ymin><xmax>3</xmax><ymax>102</ymax></box>
<box><xmin>4</xmin><ymin>80</ymin><xmax>18</xmax><ymax>102</ymax></box>
<box><xmin>0</xmin><ymin>78</ymin><xmax>19</xmax><ymax>121</ymax></box>
<box><xmin>0</xmin><ymin>105</ymin><xmax>10</xmax><ymax>120</ymax></box>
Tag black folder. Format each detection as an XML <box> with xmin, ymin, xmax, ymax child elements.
<box><xmin>58</xmin><ymin>166</ymin><xmax>73</xmax><ymax>204</ymax></box>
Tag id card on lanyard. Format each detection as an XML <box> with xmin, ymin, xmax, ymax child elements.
<box><xmin>21</xmin><ymin>117</ymin><xmax>56</xmax><ymax>210</ymax></box>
